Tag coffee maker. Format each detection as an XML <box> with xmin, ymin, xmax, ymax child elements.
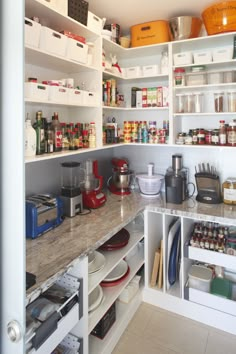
<box><xmin>60</xmin><ymin>161</ymin><xmax>83</xmax><ymax>217</ymax></box>
<box><xmin>165</xmin><ymin>154</ymin><xmax>188</xmax><ymax>204</ymax></box>
<box><xmin>81</xmin><ymin>159</ymin><xmax>106</xmax><ymax>209</ymax></box>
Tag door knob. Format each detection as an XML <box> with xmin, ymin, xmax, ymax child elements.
<box><xmin>7</xmin><ymin>320</ymin><xmax>23</xmax><ymax>342</ymax></box>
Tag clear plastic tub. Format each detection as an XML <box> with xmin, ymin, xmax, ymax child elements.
<box><xmin>188</xmin><ymin>265</ymin><xmax>212</xmax><ymax>293</ymax></box>
<box><xmin>176</xmin><ymin>93</ymin><xmax>186</xmax><ymax>113</ymax></box>
<box><xmin>214</xmin><ymin>92</ymin><xmax>224</xmax><ymax>112</ymax></box>
<box><xmin>193</xmin><ymin>92</ymin><xmax>204</xmax><ymax>113</ymax></box>
<box><xmin>208</xmin><ymin>71</ymin><xmax>223</xmax><ymax>84</ymax></box>
<box><xmin>227</xmin><ymin>91</ymin><xmax>236</xmax><ymax>112</ymax></box>
<box><xmin>186</xmin><ymin>72</ymin><xmax>207</xmax><ymax>86</ymax></box>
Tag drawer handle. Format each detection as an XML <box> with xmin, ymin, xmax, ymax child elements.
<box><xmin>52</xmin><ymin>32</ymin><xmax>61</xmax><ymax>39</ymax></box>
<box><xmin>141</xmin><ymin>26</ymin><xmax>151</xmax><ymax>31</ymax></box>
<box><xmin>76</xmin><ymin>42</ymin><xmax>83</xmax><ymax>48</ymax></box>
<box><xmin>25</xmin><ymin>19</ymin><xmax>33</xmax><ymax>27</ymax></box>
<box><xmin>93</xmin><ymin>16</ymin><xmax>99</xmax><ymax>22</ymax></box>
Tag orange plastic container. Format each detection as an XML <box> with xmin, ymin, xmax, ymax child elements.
<box><xmin>131</xmin><ymin>20</ymin><xmax>170</xmax><ymax>47</ymax></box>
<box><xmin>202</xmin><ymin>1</ymin><xmax>236</xmax><ymax>35</ymax></box>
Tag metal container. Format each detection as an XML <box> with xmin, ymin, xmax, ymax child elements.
<box><xmin>111</xmin><ymin>170</ymin><xmax>133</xmax><ymax>190</ymax></box>
<box><xmin>169</xmin><ymin>16</ymin><xmax>202</xmax><ymax>41</ymax></box>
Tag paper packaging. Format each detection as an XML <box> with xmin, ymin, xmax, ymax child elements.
<box><xmin>157</xmin><ymin>87</ymin><xmax>163</xmax><ymax>107</ymax></box>
<box><xmin>162</xmin><ymin>86</ymin><xmax>169</xmax><ymax>107</ymax></box>
<box><xmin>136</xmin><ymin>91</ymin><xmax>142</xmax><ymax>108</ymax></box>
<box><xmin>142</xmin><ymin>88</ymin><xmax>148</xmax><ymax>107</ymax></box>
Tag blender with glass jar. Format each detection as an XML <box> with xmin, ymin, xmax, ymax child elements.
<box><xmin>60</xmin><ymin>161</ymin><xmax>83</xmax><ymax>217</ymax></box>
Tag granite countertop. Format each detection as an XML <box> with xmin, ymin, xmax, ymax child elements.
<box><xmin>26</xmin><ymin>190</ymin><xmax>236</xmax><ymax>303</ymax></box>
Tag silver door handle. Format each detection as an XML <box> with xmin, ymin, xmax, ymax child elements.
<box><xmin>7</xmin><ymin>320</ymin><xmax>23</xmax><ymax>342</ymax></box>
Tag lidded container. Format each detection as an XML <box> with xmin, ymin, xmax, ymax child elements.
<box><xmin>222</xmin><ymin>177</ymin><xmax>236</xmax><ymax>204</ymax></box>
<box><xmin>227</xmin><ymin>120</ymin><xmax>236</xmax><ymax>146</ymax></box>
<box><xmin>174</xmin><ymin>68</ymin><xmax>185</xmax><ymax>86</ymax></box>
<box><xmin>176</xmin><ymin>93</ymin><xmax>186</xmax><ymax>113</ymax></box>
<box><xmin>193</xmin><ymin>92</ymin><xmax>203</xmax><ymax>113</ymax></box>
<box><xmin>136</xmin><ymin>163</ymin><xmax>164</xmax><ymax>197</ymax></box>
<box><xmin>188</xmin><ymin>265</ymin><xmax>212</xmax><ymax>293</ymax></box>
<box><xmin>227</xmin><ymin>90</ymin><xmax>236</xmax><ymax>112</ymax></box>
<box><xmin>214</xmin><ymin>91</ymin><xmax>224</xmax><ymax>112</ymax></box>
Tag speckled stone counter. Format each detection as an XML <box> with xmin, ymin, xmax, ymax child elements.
<box><xmin>26</xmin><ymin>191</ymin><xmax>236</xmax><ymax>303</ymax></box>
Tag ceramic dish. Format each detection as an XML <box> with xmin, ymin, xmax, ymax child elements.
<box><xmin>88</xmin><ymin>251</ymin><xmax>106</xmax><ymax>274</ymax></box>
<box><xmin>101</xmin><ymin>266</ymin><xmax>130</xmax><ymax>287</ymax></box>
<box><xmin>88</xmin><ymin>285</ymin><xmax>104</xmax><ymax>312</ymax></box>
<box><xmin>103</xmin><ymin>259</ymin><xmax>128</xmax><ymax>282</ymax></box>
<box><xmin>88</xmin><ymin>251</ymin><xmax>95</xmax><ymax>265</ymax></box>
<box><xmin>99</xmin><ymin>228</ymin><xmax>130</xmax><ymax>251</ymax></box>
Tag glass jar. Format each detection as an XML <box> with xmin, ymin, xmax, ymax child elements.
<box><xmin>214</xmin><ymin>92</ymin><xmax>224</xmax><ymax>112</ymax></box>
<box><xmin>205</xmin><ymin>130</ymin><xmax>212</xmax><ymax>145</ymax></box>
<box><xmin>222</xmin><ymin>178</ymin><xmax>236</xmax><ymax>205</ymax></box>
<box><xmin>211</xmin><ymin>129</ymin><xmax>219</xmax><ymax>145</ymax></box>
<box><xmin>193</xmin><ymin>92</ymin><xmax>203</xmax><ymax>113</ymax></box>
<box><xmin>227</xmin><ymin>121</ymin><xmax>236</xmax><ymax>146</ymax></box>
<box><xmin>197</xmin><ymin>128</ymin><xmax>205</xmax><ymax>144</ymax></box>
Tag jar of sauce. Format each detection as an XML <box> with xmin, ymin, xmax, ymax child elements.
<box><xmin>211</xmin><ymin>129</ymin><xmax>219</xmax><ymax>145</ymax></box>
<box><xmin>174</xmin><ymin>68</ymin><xmax>185</xmax><ymax>86</ymax></box>
<box><xmin>222</xmin><ymin>178</ymin><xmax>236</xmax><ymax>205</ymax></box>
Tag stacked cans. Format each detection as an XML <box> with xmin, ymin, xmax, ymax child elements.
<box><xmin>123</xmin><ymin>120</ymin><xmax>169</xmax><ymax>144</ymax></box>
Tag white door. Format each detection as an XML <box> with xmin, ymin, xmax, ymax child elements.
<box><xmin>0</xmin><ymin>1</ymin><xmax>25</xmax><ymax>353</ymax></box>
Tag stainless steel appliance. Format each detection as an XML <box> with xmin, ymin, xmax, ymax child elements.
<box><xmin>60</xmin><ymin>161</ymin><xmax>83</xmax><ymax>217</ymax></box>
<box><xmin>165</xmin><ymin>154</ymin><xmax>188</xmax><ymax>204</ymax></box>
<box><xmin>108</xmin><ymin>158</ymin><xmax>134</xmax><ymax>195</ymax></box>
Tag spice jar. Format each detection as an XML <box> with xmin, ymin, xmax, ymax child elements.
<box><xmin>222</xmin><ymin>178</ymin><xmax>236</xmax><ymax>205</ymax></box>
<box><xmin>174</xmin><ymin>68</ymin><xmax>185</xmax><ymax>86</ymax></box>
<box><xmin>197</xmin><ymin>128</ymin><xmax>205</xmax><ymax>144</ymax></box>
<box><xmin>227</xmin><ymin>121</ymin><xmax>236</xmax><ymax>146</ymax></box>
<box><xmin>211</xmin><ymin>129</ymin><xmax>219</xmax><ymax>145</ymax></box>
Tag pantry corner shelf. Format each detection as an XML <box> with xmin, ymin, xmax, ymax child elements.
<box><xmin>25</xmin><ymin>98</ymin><xmax>100</xmax><ymax>108</ymax></box>
<box><xmin>174</xmin><ymin>82</ymin><xmax>236</xmax><ymax>91</ymax></box>
<box><xmin>174</xmin><ymin>112</ymin><xmax>235</xmax><ymax>117</ymax></box>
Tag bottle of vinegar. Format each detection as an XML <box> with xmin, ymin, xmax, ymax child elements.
<box><xmin>51</xmin><ymin>112</ymin><xmax>62</xmax><ymax>152</ymax></box>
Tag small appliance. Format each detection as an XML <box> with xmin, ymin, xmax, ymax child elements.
<box><xmin>81</xmin><ymin>159</ymin><xmax>106</xmax><ymax>209</ymax></box>
<box><xmin>195</xmin><ymin>163</ymin><xmax>222</xmax><ymax>204</ymax></box>
<box><xmin>60</xmin><ymin>161</ymin><xmax>83</xmax><ymax>217</ymax></box>
<box><xmin>165</xmin><ymin>154</ymin><xmax>188</xmax><ymax>204</ymax></box>
<box><xmin>108</xmin><ymin>158</ymin><xmax>134</xmax><ymax>195</ymax></box>
<box><xmin>26</xmin><ymin>194</ymin><xmax>64</xmax><ymax>239</ymax></box>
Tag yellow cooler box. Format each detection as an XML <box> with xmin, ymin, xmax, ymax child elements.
<box><xmin>131</xmin><ymin>20</ymin><xmax>170</xmax><ymax>47</ymax></box>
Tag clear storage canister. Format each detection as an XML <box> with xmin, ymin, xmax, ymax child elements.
<box><xmin>176</xmin><ymin>93</ymin><xmax>185</xmax><ymax>113</ymax></box>
<box><xmin>193</xmin><ymin>92</ymin><xmax>203</xmax><ymax>113</ymax></box>
<box><xmin>227</xmin><ymin>91</ymin><xmax>236</xmax><ymax>112</ymax></box>
<box><xmin>208</xmin><ymin>71</ymin><xmax>223</xmax><ymax>84</ymax></box>
<box><xmin>214</xmin><ymin>92</ymin><xmax>224</xmax><ymax>112</ymax></box>
<box><xmin>185</xmin><ymin>93</ymin><xmax>193</xmax><ymax>113</ymax></box>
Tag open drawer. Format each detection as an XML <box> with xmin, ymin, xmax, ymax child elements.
<box><xmin>26</xmin><ymin>273</ymin><xmax>83</xmax><ymax>354</ymax></box>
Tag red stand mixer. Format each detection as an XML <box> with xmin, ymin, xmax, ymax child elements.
<box><xmin>82</xmin><ymin>159</ymin><xmax>106</xmax><ymax>209</ymax></box>
<box><xmin>108</xmin><ymin>158</ymin><xmax>134</xmax><ymax>195</ymax></box>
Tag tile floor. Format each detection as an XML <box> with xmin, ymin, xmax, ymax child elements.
<box><xmin>112</xmin><ymin>303</ymin><xmax>236</xmax><ymax>354</ymax></box>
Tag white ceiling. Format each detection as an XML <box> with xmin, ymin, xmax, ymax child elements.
<box><xmin>88</xmin><ymin>0</ymin><xmax>216</xmax><ymax>34</ymax></box>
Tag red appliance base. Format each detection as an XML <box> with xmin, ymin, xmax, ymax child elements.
<box><xmin>108</xmin><ymin>184</ymin><xmax>131</xmax><ymax>195</ymax></box>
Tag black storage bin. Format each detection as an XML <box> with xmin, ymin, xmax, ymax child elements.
<box><xmin>68</xmin><ymin>0</ymin><xmax>89</xmax><ymax>26</ymax></box>
<box><xmin>91</xmin><ymin>302</ymin><xmax>116</xmax><ymax>339</ymax></box>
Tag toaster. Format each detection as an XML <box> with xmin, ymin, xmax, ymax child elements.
<box><xmin>26</xmin><ymin>194</ymin><xmax>64</xmax><ymax>239</ymax></box>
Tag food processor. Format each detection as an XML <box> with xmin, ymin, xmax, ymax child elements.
<box><xmin>108</xmin><ymin>158</ymin><xmax>134</xmax><ymax>195</ymax></box>
<box><xmin>81</xmin><ymin>159</ymin><xmax>106</xmax><ymax>209</ymax></box>
<box><xmin>60</xmin><ymin>161</ymin><xmax>83</xmax><ymax>217</ymax></box>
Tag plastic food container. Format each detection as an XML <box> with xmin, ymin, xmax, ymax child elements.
<box><xmin>227</xmin><ymin>91</ymin><xmax>236</xmax><ymax>112</ymax></box>
<box><xmin>136</xmin><ymin>163</ymin><xmax>164</xmax><ymax>197</ymax></box>
<box><xmin>210</xmin><ymin>277</ymin><xmax>232</xmax><ymax>299</ymax></box>
<box><xmin>188</xmin><ymin>265</ymin><xmax>212</xmax><ymax>292</ymax></box>
<box><xmin>186</xmin><ymin>72</ymin><xmax>207</xmax><ymax>86</ymax></box>
<box><xmin>208</xmin><ymin>72</ymin><xmax>223</xmax><ymax>84</ymax></box>
<box><xmin>214</xmin><ymin>92</ymin><xmax>224</xmax><ymax>112</ymax></box>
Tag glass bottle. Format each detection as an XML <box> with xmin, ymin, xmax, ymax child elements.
<box><xmin>45</xmin><ymin>122</ymin><xmax>54</xmax><ymax>153</ymax></box>
<box><xmin>34</xmin><ymin>110</ymin><xmax>45</xmax><ymax>155</ymax></box>
<box><xmin>160</xmin><ymin>51</ymin><xmax>169</xmax><ymax>75</ymax></box>
<box><xmin>219</xmin><ymin>120</ymin><xmax>226</xmax><ymax>146</ymax></box>
<box><xmin>89</xmin><ymin>122</ymin><xmax>96</xmax><ymax>148</ymax></box>
<box><xmin>25</xmin><ymin>113</ymin><xmax>36</xmax><ymax>157</ymax></box>
<box><xmin>51</xmin><ymin>112</ymin><xmax>62</xmax><ymax>152</ymax></box>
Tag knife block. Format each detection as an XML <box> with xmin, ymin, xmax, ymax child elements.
<box><xmin>195</xmin><ymin>173</ymin><xmax>222</xmax><ymax>204</ymax></box>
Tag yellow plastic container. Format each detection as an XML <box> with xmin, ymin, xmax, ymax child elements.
<box><xmin>131</xmin><ymin>20</ymin><xmax>170</xmax><ymax>47</ymax></box>
<box><xmin>202</xmin><ymin>1</ymin><xmax>236</xmax><ymax>35</ymax></box>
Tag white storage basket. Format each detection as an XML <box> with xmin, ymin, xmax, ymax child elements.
<box><xmin>39</xmin><ymin>27</ymin><xmax>68</xmax><ymax>57</ymax></box>
<box><xmin>25</xmin><ymin>17</ymin><xmax>41</xmax><ymax>48</ymax></box>
<box><xmin>66</xmin><ymin>38</ymin><xmax>88</xmax><ymax>64</ymax></box>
